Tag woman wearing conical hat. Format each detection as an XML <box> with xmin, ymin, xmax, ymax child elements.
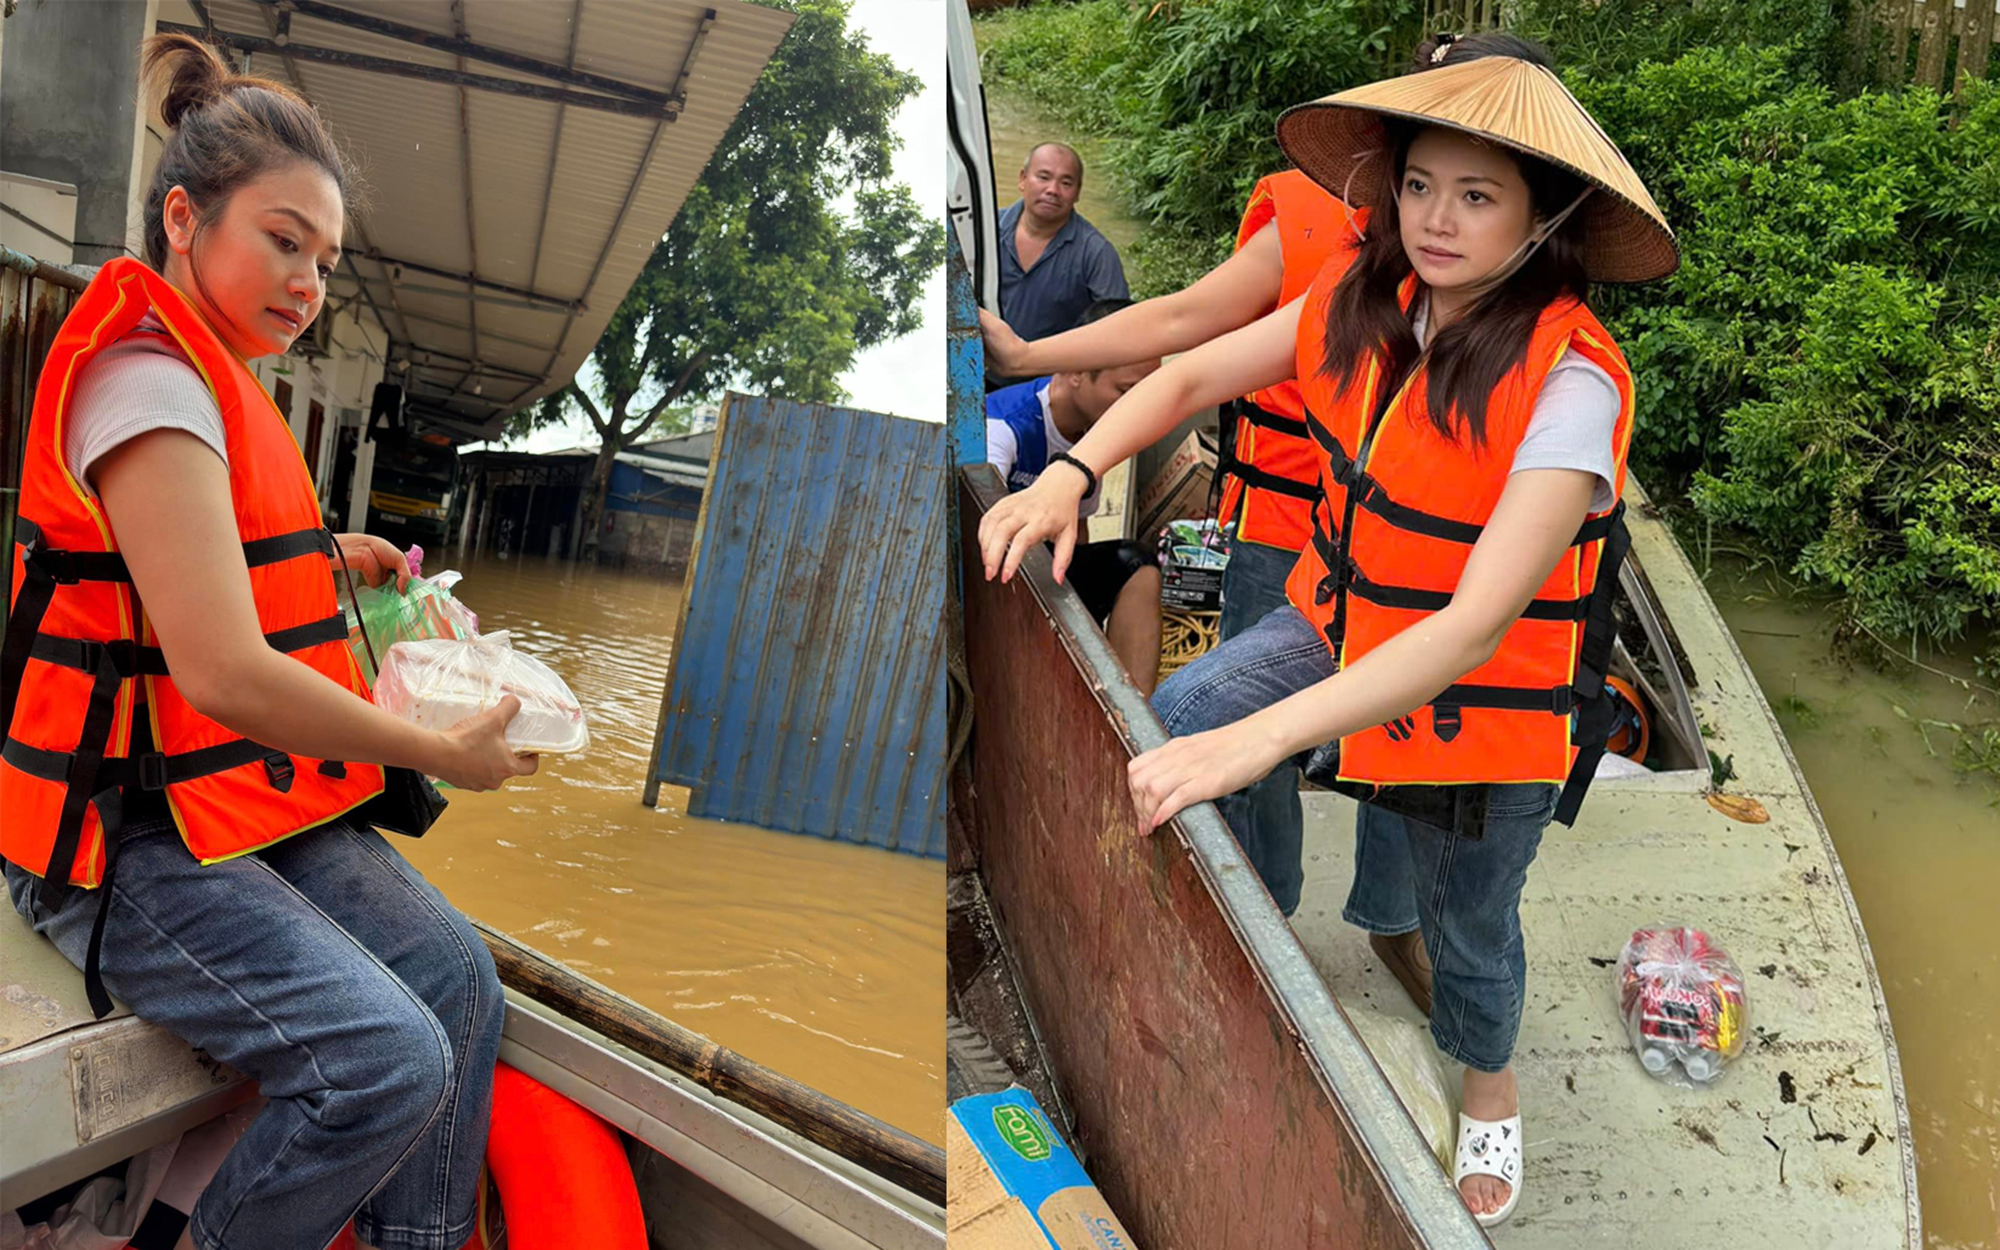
<box><xmin>977</xmin><ymin>32</ymin><xmax>1676</xmax><ymax>1225</ymax></box>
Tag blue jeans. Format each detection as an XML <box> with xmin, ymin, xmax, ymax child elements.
<box><xmin>1151</xmin><ymin>603</ymin><xmax>1557</xmax><ymax>1072</ymax></box>
<box><xmin>6</xmin><ymin>817</ymin><xmax>503</xmax><ymax>1250</ymax></box>
<box><xmin>1217</xmin><ymin>539</ymin><xmax>1305</xmax><ymax>913</ymax></box>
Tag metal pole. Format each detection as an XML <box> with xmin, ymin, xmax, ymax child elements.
<box><xmin>243</xmin><ymin>0</ymin><xmax>679</xmax><ymax>107</ymax></box>
<box><xmin>156</xmin><ymin>23</ymin><xmax>682</xmax><ymax>121</ymax></box>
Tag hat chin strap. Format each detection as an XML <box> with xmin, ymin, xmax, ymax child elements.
<box><xmin>1336</xmin><ymin>157</ymin><xmax>1596</xmax><ymax>297</ymax></box>
<box><xmin>1450</xmin><ymin>186</ymin><xmax>1594</xmax><ymax>298</ymax></box>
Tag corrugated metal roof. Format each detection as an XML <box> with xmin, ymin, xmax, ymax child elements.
<box><xmin>646</xmin><ymin>392</ymin><xmax>945</xmax><ymax>858</ymax></box>
<box><xmin>155</xmin><ymin>0</ymin><xmax>794</xmax><ymax>440</ymax></box>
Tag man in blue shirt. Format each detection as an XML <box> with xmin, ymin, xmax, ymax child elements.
<box><xmin>995</xmin><ymin>144</ymin><xmax>1130</xmax><ymax>378</ymax></box>
<box><xmin>986</xmin><ymin>300</ymin><xmax>1163</xmax><ymax>693</ymax></box>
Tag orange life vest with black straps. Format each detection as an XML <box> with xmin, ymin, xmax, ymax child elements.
<box><xmin>1284</xmin><ymin>262</ymin><xmax>1637</xmax><ymax>823</ymax></box>
<box><xmin>1216</xmin><ymin>170</ymin><xmax>1366</xmax><ymax>552</ymax></box>
<box><xmin>1</xmin><ymin>258</ymin><xmax>386</xmax><ymax>909</ymax></box>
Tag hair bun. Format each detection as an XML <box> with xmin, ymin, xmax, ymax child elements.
<box><xmin>145</xmin><ymin>31</ymin><xmax>234</xmax><ymax>129</ymax></box>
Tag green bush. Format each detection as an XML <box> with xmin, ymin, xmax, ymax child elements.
<box><xmin>975</xmin><ymin>0</ymin><xmax>1138</xmax><ymax>138</ymax></box>
<box><xmin>975</xmin><ymin>4</ymin><xmax>2000</xmax><ymax>660</ymax></box>
<box><xmin>979</xmin><ymin>0</ymin><xmax>1421</xmax><ymax>294</ymax></box>
<box><xmin>1572</xmin><ymin>56</ymin><xmax>2000</xmax><ymax>653</ymax></box>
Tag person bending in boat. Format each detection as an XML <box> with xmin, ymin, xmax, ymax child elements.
<box><xmin>987</xmin><ymin>299</ymin><xmax>1165</xmax><ymax>693</ymax></box>
<box><xmin>982</xmin><ymin>152</ymin><xmax>1365</xmax><ymax>920</ymax></box>
<box><xmin>976</xmin><ymin>33</ymin><xmax>1676</xmax><ymax>1226</ymax></box>
<box><xmin>1</xmin><ymin>34</ymin><xmax>535</xmax><ymax>1250</ymax></box>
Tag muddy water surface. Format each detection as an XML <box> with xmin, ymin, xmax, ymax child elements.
<box><xmin>1709</xmin><ymin>564</ymin><xmax>1998</xmax><ymax>1250</ymax></box>
<box><xmin>394</xmin><ymin>550</ymin><xmax>944</xmax><ymax>1144</ymax></box>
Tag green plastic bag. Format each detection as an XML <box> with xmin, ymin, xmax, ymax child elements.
<box><xmin>337</xmin><ymin>570</ymin><xmax>477</xmax><ymax>686</ymax></box>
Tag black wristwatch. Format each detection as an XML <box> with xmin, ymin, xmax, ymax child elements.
<box><xmin>1049</xmin><ymin>451</ymin><xmax>1099</xmax><ymax>499</ymax></box>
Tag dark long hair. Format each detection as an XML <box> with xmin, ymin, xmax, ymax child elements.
<box><xmin>139</xmin><ymin>32</ymin><xmax>361</xmax><ymax>272</ymax></box>
<box><xmin>1320</xmin><ymin>33</ymin><xmax>1588</xmax><ymax>447</ymax></box>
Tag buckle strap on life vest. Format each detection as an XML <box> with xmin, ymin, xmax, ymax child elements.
<box><xmin>1223</xmin><ymin>456</ymin><xmax>1320</xmax><ymax>502</ymax></box>
<box><xmin>33</xmin><ymin>643</ymin><xmax>128</xmax><ymax>915</ymax></box>
<box><xmin>82</xmin><ymin>785</ymin><xmax>125</xmax><ymax>1019</ymax></box>
<box><xmin>27</xmin><ymin>612</ymin><xmax>348</xmax><ymax>676</ymax></box>
<box><xmin>1302</xmin><ymin>410</ymin><xmax>1623</xmax><ymax>549</ymax></box>
<box><xmin>1214</xmin><ymin>399</ymin><xmax>1320</xmax><ymax>520</ymax></box>
<box><xmin>4</xmin><ymin>732</ymin><xmax>293</xmax><ymax>794</ymax></box>
<box><xmin>2</xmin><ymin>521</ymin><xmax>336</xmax><ymax>732</ymax></box>
<box><xmin>1233</xmin><ymin>397</ymin><xmax>1309</xmax><ymax>439</ymax></box>
<box><xmin>1307</xmin><ymin>524</ymin><xmax>1592</xmax><ymax>621</ymax></box>
<box><xmin>1554</xmin><ymin>509</ymin><xmax>1635</xmax><ymax>827</ymax></box>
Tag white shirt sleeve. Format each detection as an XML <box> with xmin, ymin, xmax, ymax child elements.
<box><xmin>65</xmin><ymin>326</ymin><xmax>228</xmax><ymax>495</ymax></box>
<box><xmin>986</xmin><ymin>418</ymin><xmax>1019</xmax><ymax>481</ymax></box>
<box><xmin>1510</xmin><ymin>351</ymin><xmax>1620</xmax><ymax>513</ymax></box>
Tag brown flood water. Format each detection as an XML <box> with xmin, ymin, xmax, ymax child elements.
<box><xmin>1710</xmin><ymin>562</ymin><xmax>1998</xmax><ymax>1250</ymax></box>
<box><xmin>986</xmin><ymin>81</ymin><xmax>1998</xmax><ymax>1250</ymax></box>
<box><xmin>394</xmin><ymin>549</ymin><xmax>945</xmax><ymax>1145</ymax></box>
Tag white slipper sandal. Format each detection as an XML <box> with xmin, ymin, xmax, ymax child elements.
<box><xmin>1454</xmin><ymin>1111</ymin><xmax>1523</xmax><ymax>1228</ymax></box>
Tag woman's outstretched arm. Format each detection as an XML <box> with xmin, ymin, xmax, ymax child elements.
<box><xmin>981</xmin><ymin>223</ymin><xmax>1285</xmax><ymax>376</ymax></box>
<box><xmin>94</xmin><ymin>429</ymin><xmax>534</xmax><ymax>792</ymax></box>
<box><xmin>976</xmin><ymin>293</ymin><xmax>1305</xmax><ymax>585</ymax></box>
<box><xmin>1126</xmin><ymin>467</ymin><xmax>1600</xmax><ymax>829</ymax></box>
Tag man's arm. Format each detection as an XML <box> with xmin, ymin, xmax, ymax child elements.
<box><xmin>985</xmin><ymin>418</ymin><xmax>1019</xmax><ymax>480</ymax></box>
<box><xmin>1086</xmin><ymin>235</ymin><xmax>1130</xmax><ymax>302</ymax></box>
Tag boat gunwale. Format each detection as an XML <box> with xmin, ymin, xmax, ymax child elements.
<box><xmin>498</xmin><ymin>992</ymin><xmax>943</xmax><ymax>1250</ymax></box>
<box><xmin>958</xmin><ymin>462</ymin><xmax>1494</xmax><ymax>1247</ymax></box>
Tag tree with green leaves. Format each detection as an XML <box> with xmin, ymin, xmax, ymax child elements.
<box><xmin>510</xmin><ymin>0</ymin><xmax>942</xmax><ymax>555</ymax></box>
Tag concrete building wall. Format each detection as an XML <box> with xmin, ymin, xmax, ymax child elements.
<box><xmin>0</xmin><ymin>0</ymin><xmax>157</xmax><ymax>265</ymax></box>
<box><xmin>0</xmin><ymin>171</ymin><xmax>78</xmax><ymax>261</ymax></box>
<box><xmin>600</xmin><ymin>509</ymin><xmax>700</xmax><ymax>573</ymax></box>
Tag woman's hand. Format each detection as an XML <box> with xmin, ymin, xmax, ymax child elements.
<box><xmin>979</xmin><ymin>309</ymin><xmax>1033</xmax><ymax>376</ymax></box>
<box><xmin>429</xmin><ymin>696</ymin><xmax>540</xmax><ymax>791</ymax></box>
<box><xmin>334</xmin><ymin>532</ymin><xmax>411</xmax><ymax>592</ymax></box>
<box><xmin>1127</xmin><ymin>720</ymin><xmax>1286</xmax><ymax>832</ymax></box>
<box><xmin>977</xmin><ymin>467</ymin><xmax>1088</xmax><ymax>584</ymax></box>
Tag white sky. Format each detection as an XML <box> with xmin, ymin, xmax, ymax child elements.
<box><xmin>509</xmin><ymin>0</ymin><xmax>941</xmax><ymax>451</ymax></box>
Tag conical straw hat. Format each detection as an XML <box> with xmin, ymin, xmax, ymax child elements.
<box><xmin>1275</xmin><ymin>54</ymin><xmax>1677</xmax><ymax>283</ymax></box>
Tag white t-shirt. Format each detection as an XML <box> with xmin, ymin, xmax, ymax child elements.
<box><xmin>63</xmin><ymin>312</ymin><xmax>228</xmax><ymax>495</ymax></box>
<box><xmin>985</xmin><ymin>380</ymin><xmax>1103</xmax><ymax>520</ymax></box>
<box><xmin>1413</xmin><ymin>300</ymin><xmax>1621</xmax><ymax>513</ymax></box>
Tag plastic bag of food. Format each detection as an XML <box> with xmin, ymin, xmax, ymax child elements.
<box><xmin>373</xmin><ymin>631</ymin><xmax>589</xmax><ymax>754</ymax></box>
<box><xmin>338</xmin><ymin>570</ymin><xmax>479</xmax><ymax>685</ymax></box>
<box><xmin>1615</xmin><ymin>925</ymin><xmax>1749</xmax><ymax>1084</ymax></box>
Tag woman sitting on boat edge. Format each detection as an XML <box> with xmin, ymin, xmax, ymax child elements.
<box><xmin>2</xmin><ymin>33</ymin><xmax>536</xmax><ymax>1250</ymax></box>
<box><xmin>975</xmin><ymin>32</ymin><xmax>1677</xmax><ymax>1227</ymax></box>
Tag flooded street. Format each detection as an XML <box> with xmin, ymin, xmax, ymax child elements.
<box><xmin>394</xmin><ymin>548</ymin><xmax>945</xmax><ymax>1144</ymax></box>
<box><xmin>985</xmin><ymin>77</ymin><xmax>1996</xmax><ymax>1249</ymax></box>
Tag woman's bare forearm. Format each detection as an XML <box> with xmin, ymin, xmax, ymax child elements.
<box><xmin>1065</xmin><ymin>295</ymin><xmax>1304</xmax><ymax>475</ymax></box>
<box><xmin>1237</xmin><ymin>607</ymin><xmax>1498</xmax><ymax>761</ymax></box>
<box><xmin>1015</xmin><ymin>226</ymin><xmax>1284</xmax><ymax>374</ymax></box>
<box><xmin>193</xmin><ymin>649</ymin><xmax>455</xmax><ymax>774</ymax></box>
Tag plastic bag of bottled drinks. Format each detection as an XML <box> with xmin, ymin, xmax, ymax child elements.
<box><xmin>1615</xmin><ymin>925</ymin><xmax>1750</xmax><ymax>1085</ymax></box>
<box><xmin>337</xmin><ymin>569</ymin><xmax>479</xmax><ymax>685</ymax></box>
<box><xmin>373</xmin><ymin>630</ymin><xmax>590</xmax><ymax>754</ymax></box>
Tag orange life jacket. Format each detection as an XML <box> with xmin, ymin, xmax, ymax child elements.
<box><xmin>1</xmin><ymin>258</ymin><xmax>385</xmax><ymax>910</ymax></box>
<box><xmin>1283</xmin><ymin>263</ymin><xmax>1636</xmax><ymax>823</ymax></box>
<box><xmin>1215</xmin><ymin>171</ymin><xmax>1366</xmax><ymax>552</ymax></box>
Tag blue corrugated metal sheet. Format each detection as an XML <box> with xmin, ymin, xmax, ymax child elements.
<box><xmin>605</xmin><ymin>461</ymin><xmax>700</xmax><ymax>519</ymax></box>
<box><xmin>945</xmin><ymin>231</ymin><xmax>987</xmax><ymax>470</ymax></box>
<box><xmin>646</xmin><ymin>392</ymin><xmax>945</xmax><ymax>857</ymax></box>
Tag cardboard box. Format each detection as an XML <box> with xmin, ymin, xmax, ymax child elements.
<box><xmin>1134</xmin><ymin>429</ymin><xmax>1216</xmax><ymax>544</ymax></box>
<box><xmin>946</xmin><ymin>1089</ymin><xmax>1139</xmax><ymax>1250</ymax></box>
